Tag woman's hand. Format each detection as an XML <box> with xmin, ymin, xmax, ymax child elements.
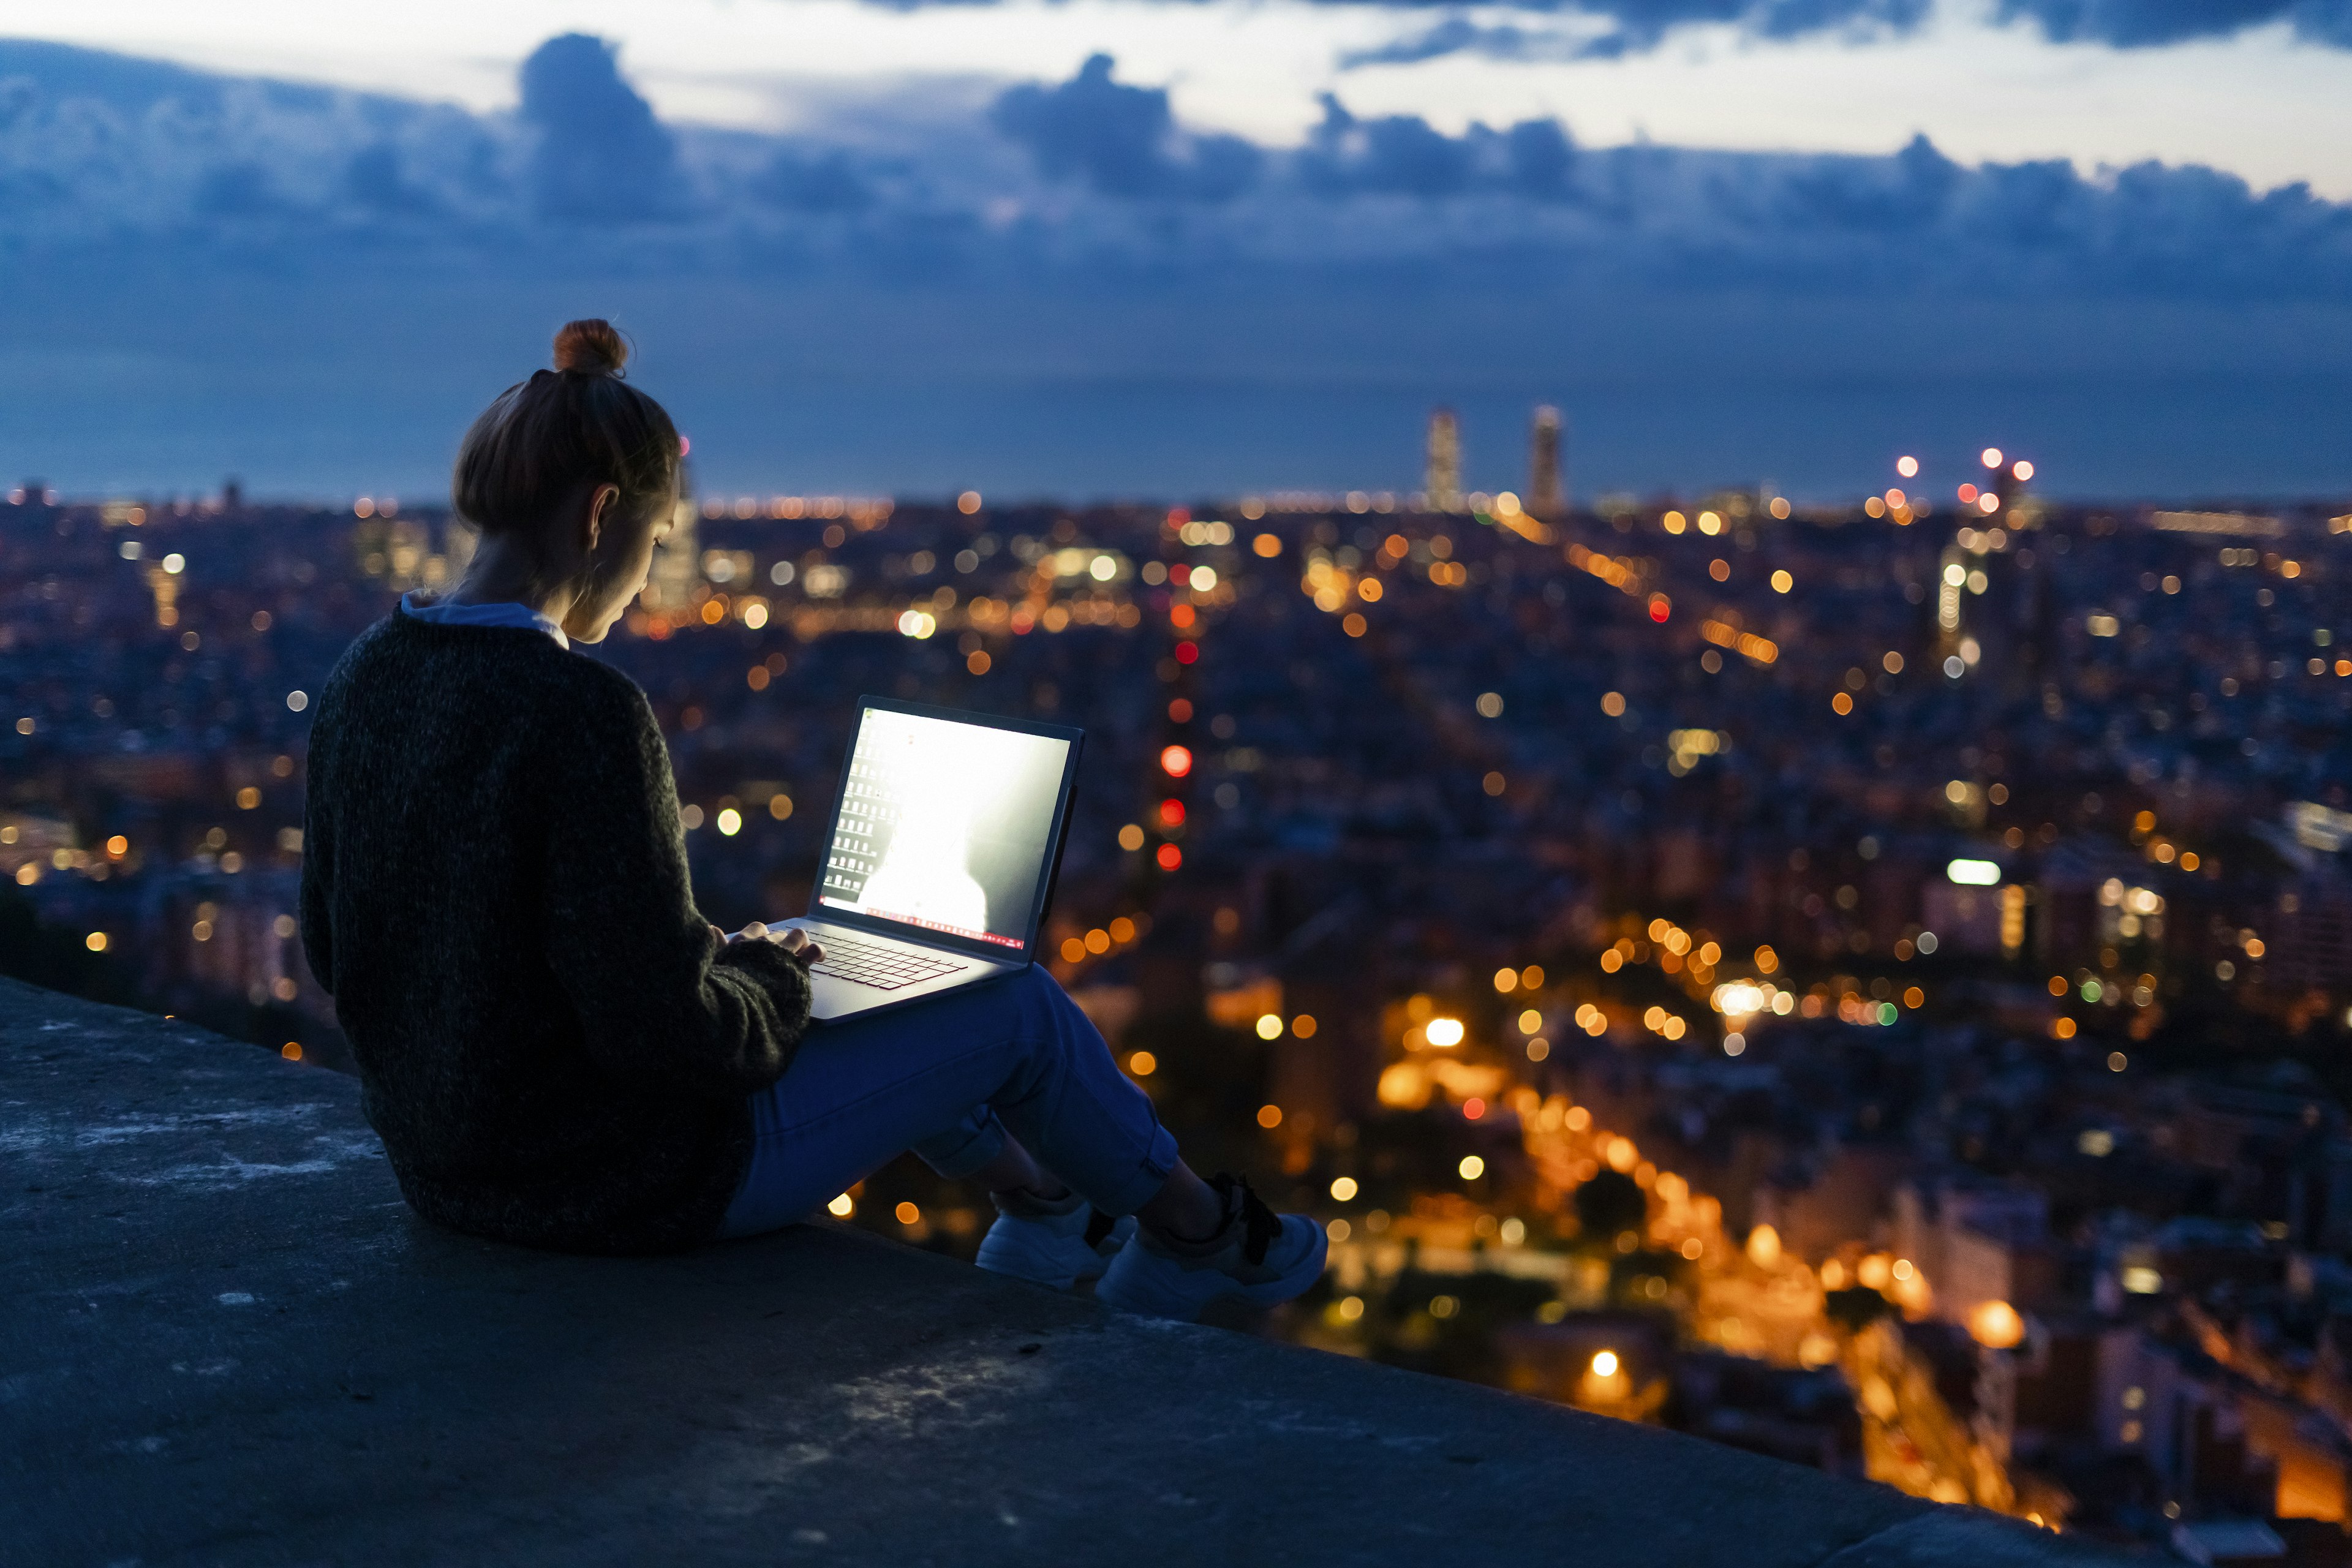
<box><xmin>711</xmin><ymin>920</ymin><xmax>823</xmax><ymax>965</ymax></box>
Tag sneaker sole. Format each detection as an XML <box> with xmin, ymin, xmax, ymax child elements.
<box><xmin>975</xmin><ymin>1232</ymin><xmax>1093</xmax><ymax>1291</ymax></box>
<box><xmin>1098</xmin><ymin>1224</ymin><xmax>1329</xmax><ymax>1322</ymax></box>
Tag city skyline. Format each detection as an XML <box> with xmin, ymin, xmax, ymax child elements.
<box><xmin>10</xmin><ymin>470</ymin><xmax>2352</xmax><ymax>1544</ymax></box>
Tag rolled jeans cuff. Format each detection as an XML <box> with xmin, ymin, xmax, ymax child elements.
<box><xmin>913</xmin><ymin>1107</ymin><xmax>1011</xmax><ymax>1181</ymax></box>
<box><xmin>1092</xmin><ymin>1120</ymin><xmax>1182</xmax><ymax>1218</ymax></box>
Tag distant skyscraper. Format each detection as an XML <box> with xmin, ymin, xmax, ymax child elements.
<box><xmin>1426</xmin><ymin>409</ymin><xmax>1461</xmax><ymax>513</ymax></box>
<box><xmin>1529</xmin><ymin>406</ymin><xmax>1565</xmax><ymax>519</ymax></box>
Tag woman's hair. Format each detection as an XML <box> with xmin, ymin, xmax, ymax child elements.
<box><xmin>451</xmin><ymin>320</ymin><xmax>681</xmax><ymax>537</ymax></box>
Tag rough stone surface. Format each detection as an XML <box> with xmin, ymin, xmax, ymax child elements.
<box><xmin>1</xmin><ymin>979</ymin><xmax>2122</xmax><ymax>1565</ymax></box>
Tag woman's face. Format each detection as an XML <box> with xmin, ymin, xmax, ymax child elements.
<box><xmin>565</xmin><ymin>481</ymin><xmax>679</xmax><ymax>644</ymax></box>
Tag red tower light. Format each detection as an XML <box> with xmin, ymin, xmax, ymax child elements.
<box><xmin>1159</xmin><ymin>798</ymin><xmax>1186</xmax><ymax>826</ymax></box>
<box><xmin>1159</xmin><ymin>745</ymin><xmax>1193</xmax><ymax>778</ymax></box>
<box><xmin>1155</xmin><ymin>843</ymin><xmax>1183</xmax><ymax>871</ymax></box>
<box><xmin>1647</xmin><ymin>594</ymin><xmax>1671</xmax><ymax>624</ymax></box>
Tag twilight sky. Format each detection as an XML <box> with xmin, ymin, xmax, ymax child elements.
<box><xmin>1</xmin><ymin>2</ymin><xmax>2348</xmax><ymax>502</ymax></box>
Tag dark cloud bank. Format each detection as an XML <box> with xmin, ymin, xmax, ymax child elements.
<box><xmin>870</xmin><ymin>0</ymin><xmax>2352</xmax><ymax>55</ymax></box>
<box><xmin>0</xmin><ymin>34</ymin><xmax>2347</xmax><ymax>499</ymax></box>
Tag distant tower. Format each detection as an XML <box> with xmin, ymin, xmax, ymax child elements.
<box><xmin>1529</xmin><ymin>406</ymin><xmax>1565</xmax><ymax>519</ymax></box>
<box><xmin>1426</xmin><ymin>409</ymin><xmax>1461</xmax><ymax>513</ymax></box>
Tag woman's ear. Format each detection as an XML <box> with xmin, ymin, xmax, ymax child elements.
<box><xmin>582</xmin><ymin>483</ymin><xmax>620</xmax><ymax>556</ymax></box>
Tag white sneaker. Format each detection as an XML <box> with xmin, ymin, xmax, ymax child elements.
<box><xmin>976</xmin><ymin>1189</ymin><xmax>1134</xmax><ymax>1291</ymax></box>
<box><xmin>1096</xmin><ymin>1176</ymin><xmax>1328</xmax><ymax>1322</ymax></box>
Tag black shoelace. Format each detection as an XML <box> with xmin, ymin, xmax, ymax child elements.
<box><xmin>1210</xmin><ymin>1174</ymin><xmax>1283</xmax><ymax>1267</ymax></box>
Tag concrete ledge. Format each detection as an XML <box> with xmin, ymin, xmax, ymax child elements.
<box><xmin>1</xmin><ymin>979</ymin><xmax>2123</xmax><ymax>1566</ymax></box>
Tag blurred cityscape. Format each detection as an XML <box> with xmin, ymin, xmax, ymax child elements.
<box><xmin>9</xmin><ymin>416</ymin><xmax>2352</xmax><ymax>1561</ymax></box>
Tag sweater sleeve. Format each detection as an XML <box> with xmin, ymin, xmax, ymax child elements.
<box><xmin>540</xmin><ymin>678</ymin><xmax>811</xmax><ymax>1098</ymax></box>
<box><xmin>297</xmin><ymin>692</ymin><xmax>336</xmax><ymax>997</ymax></box>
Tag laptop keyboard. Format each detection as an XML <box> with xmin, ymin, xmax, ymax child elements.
<box><xmin>807</xmin><ymin>933</ymin><xmax>971</xmax><ymax>992</ymax></box>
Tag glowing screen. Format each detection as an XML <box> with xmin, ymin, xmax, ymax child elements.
<box><xmin>818</xmin><ymin>709</ymin><xmax>1071</xmax><ymax>949</ymax></box>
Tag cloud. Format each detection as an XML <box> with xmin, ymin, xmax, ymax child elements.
<box><xmin>192</xmin><ymin>161</ymin><xmax>300</xmax><ymax>219</ymax></box>
<box><xmin>1573</xmin><ymin>0</ymin><xmax>1932</xmax><ymax>46</ymax></box>
<box><xmin>1778</xmin><ymin>133</ymin><xmax>1961</xmax><ymax>229</ymax></box>
<box><xmin>851</xmin><ymin>0</ymin><xmax>2352</xmax><ymax>53</ymax></box>
<box><xmin>754</xmin><ymin>149</ymin><xmax>876</xmax><ymax>213</ymax></box>
<box><xmin>4</xmin><ymin>38</ymin><xmax>2352</xmax><ymax>502</ymax></box>
<box><xmin>1339</xmin><ymin>20</ymin><xmax>1579</xmax><ymax>67</ymax></box>
<box><xmin>517</xmin><ymin>33</ymin><xmax>681</xmax><ymax>222</ymax></box>
<box><xmin>1506</xmin><ymin>119</ymin><xmax>1577</xmax><ymax>195</ymax></box>
<box><xmin>1995</xmin><ymin>0</ymin><xmax>2352</xmax><ymax>48</ymax></box>
<box><xmin>857</xmin><ymin>0</ymin><xmax>1943</xmax><ymax>53</ymax></box>
<box><xmin>1335</xmin><ymin>1</ymin><xmax>1943</xmax><ymax>67</ymax></box>
<box><xmin>344</xmin><ymin>145</ymin><xmax>442</xmax><ymax>217</ymax></box>
<box><xmin>990</xmin><ymin>53</ymin><xmax>1261</xmax><ymax>200</ymax></box>
<box><xmin>0</xmin><ymin>37</ymin><xmax>511</xmax><ymax>236</ymax></box>
<box><xmin>1292</xmin><ymin>94</ymin><xmax>1581</xmax><ymax>201</ymax></box>
<box><xmin>1300</xmin><ymin>96</ymin><xmax>1477</xmax><ymax>196</ymax></box>
<box><xmin>1341</xmin><ymin>18</ymin><xmax>1483</xmax><ymax>67</ymax></box>
<box><xmin>0</xmin><ymin>36</ymin><xmax>2344</xmax><ymax>306</ymax></box>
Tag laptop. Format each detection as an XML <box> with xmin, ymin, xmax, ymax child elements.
<box><xmin>774</xmin><ymin>696</ymin><xmax>1084</xmax><ymax>1023</ymax></box>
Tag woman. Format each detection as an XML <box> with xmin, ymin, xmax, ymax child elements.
<box><xmin>298</xmin><ymin>320</ymin><xmax>1323</xmax><ymax>1321</ymax></box>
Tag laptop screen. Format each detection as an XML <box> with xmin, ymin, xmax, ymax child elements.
<box><xmin>815</xmin><ymin>706</ymin><xmax>1075</xmax><ymax>951</ymax></box>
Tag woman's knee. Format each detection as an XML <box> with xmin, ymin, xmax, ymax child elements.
<box><xmin>1010</xmin><ymin>963</ymin><xmax>1100</xmax><ymax>1050</ymax></box>
<box><xmin>1014</xmin><ymin>962</ymin><xmax>1071</xmax><ymax>1007</ymax></box>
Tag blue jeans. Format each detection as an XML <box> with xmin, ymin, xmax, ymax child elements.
<box><xmin>717</xmin><ymin>964</ymin><xmax>1180</xmax><ymax>1238</ymax></box>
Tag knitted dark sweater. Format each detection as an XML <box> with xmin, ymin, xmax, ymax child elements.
<box><xmin>299</xmin><ymin>610</ymin><xmax>812</xmax><ymax>1254</ymax></box>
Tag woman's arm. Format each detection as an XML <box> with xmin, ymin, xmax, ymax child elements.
<box><xmin>541</xmin><ymin>678</ymin><xmax>812</xmax><ymax>1096</ymax></box>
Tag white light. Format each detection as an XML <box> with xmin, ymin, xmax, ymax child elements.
<box><xmin>1090</xmin><ymin>555</ymin><xmax>1118</xmax><ymax>582</ymax></box>
<box><xmin>1915</xmin><ymin>932</ymin><xmax>1939</xmax><ymax>955</ymax></box>
<box><xmin>285</xmin><ymin>690</ymin><xmax>309</xmax><ymax>712</ymax></box>
<box><xmin>1591</xmin><ymin>1350</ymin><xmax>1619</xmax><ymax>1378</ymax></box>
<box><xmin>1981</xmin><ymin>447</ymin><xmax>2003</xmax><ymax>469</ymax></box>
<box><xmin>2121</xmin><ymin>1265</ymin><xmax>2162</xmax><ymax>1295</ymax></box>
<box><xmin>1458</xmin><ymin>1154</ymin><xmax>1485</xmax><ymax>1180</ymax></box>
<box><xmin>1712</xmin><ymin>981</ymin><xmax>1766</xmax><ymax>1018</ymax></box>
<box><xmin>895</xmin><ymin>609</ymin><xmax>937</xmax><ymax>639</ymax></box>
<box><xmin>162</xmin><ymin>553</ymin><xmax>186</xmax><ymax>575</ymax></box>
<box><xmin>1943</xmin><ymin>655</ymin><xmax>1966</xmax><ymax>678</ymax></box>
<box><xmin>1723</xmin><ymin>1033</ymin><xmax>1746</xmax><ymax>1057</ymax></box>
<box><xmin>1425</xmin><ymin>1017</ymin><xmax>1465</xmax><ymax>1047</ymax></box>
<box><xmin>1189</xmin><ymin>564</ymin><xmax>1216</xmax><ymax>591</ymax></box>
<box><xmin>1948</xmin><ymin>858</ymin><xmax>2000</xmax><ymax>886</ymax></box>
<box><xmin>716</xmin><ymin>808</ymin><xmax>742</xmax><ymax>836</ymax></box>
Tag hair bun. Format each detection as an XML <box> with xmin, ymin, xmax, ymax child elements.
<box><xmin>552</xmin><ymin>318</ymin><xmax>627</xmax><ymax>376</ymax></box>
